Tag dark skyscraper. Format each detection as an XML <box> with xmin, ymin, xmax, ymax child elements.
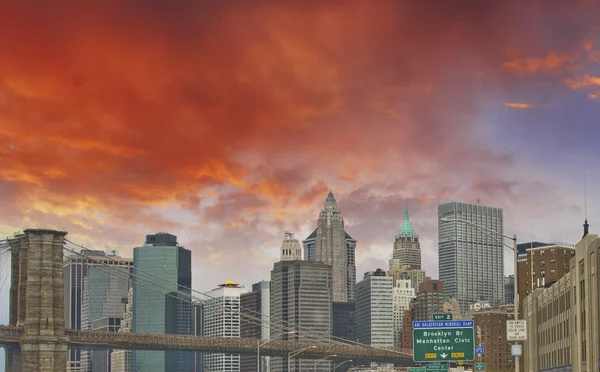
<box><xmin>303</xmin><ymin>191</ymin><xmax>356</xmax><ymax>302</ymax></box>
<box><xmin>132</xmin><ymin>233</ymin><xmax>194</xmax><ymax>372</ymax></box>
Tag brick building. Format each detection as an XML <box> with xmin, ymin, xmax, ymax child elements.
<box><xmin>473</xmin><ymin>309</ymin><xmax>515</xmax><ymax>371</ymax></box>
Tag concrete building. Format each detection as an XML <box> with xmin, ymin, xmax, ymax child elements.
<box><xmin>355</xmin><ymin>269</ymin><xmax>394</xmax><ymax>348</ymax></box>
<box><xmin>80</xmin><ymin>253</ymin><xmax>131</xmax><ymax>372</ymax></box>
<box><xmin>63</xmin><ymin>249</ymin><xmax>113</xmax><ymax>372</ymax></box>
<box><xmin>393</xmin><ymin>207</ymin><xmax>421</xmax><ymax>269</ymax></box>
<box><xmin>523</xmin><ymin>272</ymin><xmax>573</xmax><ymax>371</ymax></box>
<box><xmin>193</xmin><ymin>302</ymin><xmax>204</xmax><ymax>372</ymax></box>
<box><xmin>392</xmin><ymin>279</ymin><xmax>415</xmax><ymax>347</ymax></box>
<box><xmin>473</xmin><ymin>308</ymin><xmax>515</xmax><ymax>371</ymax></box>
<box><xmin>280</xmin><ymin>232</ymin><xmax>302</xmax><ymax>261</ymax></box>
<box><xmin>303</xmin><ymin>191</ymin><xmax>357</xmax><ymax>302</ymax></box>
<box><xmin>111</xmin><ymin>288</ymin><xmax>133</xmax><ymax>372</ymax></box>
<box><xmin>270</xmin><ymin>260</ymin><xmax>333</xmax><ymax>372</ymax></box>
<box><xmin>387</xmin><ymin>260</ymin><xmax>426</xmax><ymax>290</ymax></box>
<box><xmin>517</xmin><ymin>242</ymin><xmax>575</xmax><ymax>319</ymax></box>
<box><xmin>240</xmin><ymin>281</ymin><xmax>270</xmax><ymax>372</ymax></box>
<box><xmin>410</xmin><ymin>279</ymin><xmax>444</xmax><ymax>322</ymax></box>
<box><xmin>202</xmin><ymin>281</ymin><xmax>245</xmax><ymax>372</ymax></box>
<box><xmin>442</xmin><ymin>298</ymin><xmax>462</xmax><ymax>320</ymax></box>
<box><xmin>438</xmin><ymin>201</ymin><xmax>504</xmax><ymax>313</ymax></box>
<box><xmin>132</xmin><ymin>233</ymin><xmax>194</xmax><ymax>372</ymax></box>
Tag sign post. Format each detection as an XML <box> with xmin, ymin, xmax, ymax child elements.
<box><xmin>412</xmin><ymin>320</ymin><xmax>475</xmax><ymax>363</ymax></box>
<box><xmin>507</xmin><ymin>320</ymin><xmax>527</xmax><ymax>341</ymax></box>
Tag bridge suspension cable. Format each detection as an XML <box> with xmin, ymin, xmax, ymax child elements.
<box><xmin>63</xmin><ymin>239</ymin><xmax>408</xmax><ymax>355</ymax></box>
<box><xmin>62</xmin><ymin>243</ymin><xmax>337</xmax><ymax>346</ymax></box>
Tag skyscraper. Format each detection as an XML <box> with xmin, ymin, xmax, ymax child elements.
<box><xmin>203</xmin><ymin>281</ymin><xmax>245</xmax><ymax>372</ymax></box>
<box><xmin>80</xmin><ymin>253</ymin><xmax>131</xmax><ymax>372</ymax></box>
<box><xmin>132</xmin><ymin>233</ymin><xmax>194</xmax><ymax>372</ymax></box>
<box><xmin>270</xmin><ymin>260</ymin><xmax>333</xmax><ymax>372</ymax></box>
<box><xmin>240</xmin><ymin>281</ymin><xmax>270</xmax><ymax>372</ymax></box>
<box><xmin>64</xmin><ymin>248</ymin><xmax>123</xmax><ymax>372</ymax></box>
<box><xmin>393</xmin><ymin>207</ymin><xmax>421</xmax><ymax>269</ymax></box>
<box><xmin>392</xmin><ymin>279</ymin><xmax>415</xmax><ymax>348</ymax></box>
<box><xmin>111</xmin><ymin>288</ymin><xmax>133</xmax><ymax>372</ymax></box>
<box><xmin>303</xmin><ymin>191</ymin><xmax>356</xmax><ymax>302</ymax></box>
<box><xmin>354</xmin><ymin>269</ymin><xmax>394</xmax><ymax>348</ymax></box>
<box><xmin>438</xmin><ymin>201</ymin><xmax>505</xmax><ymax>313</ymax></box>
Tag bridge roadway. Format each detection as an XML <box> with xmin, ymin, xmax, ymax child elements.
<box><xmin>0</xmin><ymin>326</ymin><xmax>414</xmax><ymax>364</ymax></box>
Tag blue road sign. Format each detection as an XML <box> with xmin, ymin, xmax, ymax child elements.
<box><xmin>475</xmin><ymin>345</ymin><xmax>484</xmax><ymax>355</ymax></box>
<box><xmin>413</xmin><ymin>320</ymin><xmax>474</xmax><ymax>329</ymax></box>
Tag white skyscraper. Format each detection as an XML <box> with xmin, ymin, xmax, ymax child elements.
<box><xmin>280</xmin><ymin>232</ymin><xmax>302</xmax><ymax>261</ymax></box>
<box><xmin>392</xmin><ymin>279</ymin><xmax>415</xmax><ymax>347</ymax></box>
<box><xmin>438</xmin><ymin>201</ymin><xmax>505</xmax><ymax>313</ymax></box>
<box><xmin>354</xmin><ymin>269</ymin><xmax>394</xmax><ymax>348</ymax></box>
<box><xmin>203</xmin><ymin>281</ymin><xmax>246</xmax><ymax>372</ymax></box>
<box><xmin>303</xmin><ymin>191</ymin><xmax>356</xmax><ymax>302</ymax></box>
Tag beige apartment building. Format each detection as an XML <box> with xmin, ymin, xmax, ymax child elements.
<box><xmin>523</xmin><ymin>233</ymin><xmax>600</xmax><ymax>372</ymax></box>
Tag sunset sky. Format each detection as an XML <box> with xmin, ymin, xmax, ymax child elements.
<box><xmin>1</xmin><ymin>0</ymin><xmax>600</xmax><ymax>295</ymax></box>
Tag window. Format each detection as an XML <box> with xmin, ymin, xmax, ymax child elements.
<box><xmin>540</xmin><ymin>250</ymin><xmax>545</xmax><ymax>255</ymax></box>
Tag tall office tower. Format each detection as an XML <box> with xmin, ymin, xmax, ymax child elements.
<box><xmin>438</xmin><ymin>201</ymin><xmax>505</xmax><ymax>313</ymax></box>
<box><xmin>80</xmin><ymin>253</ymin><xmax>132</xmax><ymax>372</ymax></box>
<box><xmin>393</xmin><ymin>207</ymin><xmax>421</xmax><ymax>269</ymax></box>
<box><xmin>132</xmin><ymin>233</ymin><xmax>194</xmax><ymax>372</ymax></box>
<box><xmin>387</xmin><ymin>260</ymin><xmax>426</xmax><ymax>290</ymax></box>
<box><xmin>280</xmin><ymin>232</ymin><xmax>302</xmax><ymax>261</ymax></box>
<box><xmin>64</xmin><ymin>249</ymin><xmax>122</xmax><ymax>372</ymax></box>
<box><xmin>203</xmin><ymin>281</ymin><xmax>245</xmax><ymax>372</ymax></box>
<box><xmin>392</xmin><ymin>279</ymin><xmax>415</xmax><ymax>347</ymax></box>
<box><xmin>410</xmin><ymin>279</ymin><xmax>444</xmax><ymax>321</ymax></box>
<box><xmin>354</xmin><ymin>269</ymin><xmax>394</xmax><ymax>348</ymax></box>
<box><xmin>303</xmin><ymin>191</ymin><xmax>357</xmax><ymax>302</ymax></box>
<box><xmin>270</xmin><ymin>260</ymin><xmax>333</xmax><ymax>372</ymax></box>
<box><xmin>240</xmin><ymin>281</ymin><xmax>271</xmax><ymax>372</ymax></box>
<box><xmin>111</xmin><ymin>288</ymin><xmax>133</xmax><ymax>372</ymax></box>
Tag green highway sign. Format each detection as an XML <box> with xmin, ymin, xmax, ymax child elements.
<box><xmin>408</xmin><ymin>368</ymin><xmax>426</xmax><ymax>372</ymax></box>
<box><xmin>432</xmin><ymin>313</ymin><xmax>453</xmax><ymax>321</ymax></box>
<box><xmin>426</xmin><ymin>363</ymin><xmax>449</xmax><ymax>371</ymax></box>
<box><xmin>474</xmin><ymin>362</ymin><xmax>485</xmax><ymax>370</ymax></box>
<box><xmin>413</xmin><ymin>320</ymin><xmax>475</xmax><ymax>362</ymax></box>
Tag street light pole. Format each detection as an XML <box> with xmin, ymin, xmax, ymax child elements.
<box><xmin>313</xmin><ymin>354</ymin><xmax>337</xmax><ymax>371</ymax></box>
<box><xmin>257</xmin><ymin>331</ymin><xmax>295</xmax><ymax>372</ymax></box>
<box><xmin>288</xmin><ymin>345</ymin><xmax>317</xmax><ymax>372</ymax></box>
<box><xmin>440</xmin><ymin>217</ymin><xmax>519</xmax><ymax>372</ymax></box>
<box><xmin>334</xmin><ymin>360</ymin><xmax>352</xmax><ymax>371</ymax></box>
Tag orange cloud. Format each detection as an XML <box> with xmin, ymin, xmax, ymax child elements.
<box><xmin>564</xmin><ymin>75</ymin><xmax>600</xmax><ymax>89</ymax></box>
<box><xmin>502</xmin><ymin>53</ymin><xmax>572</xmax><ymax>74</ymax></box>
<box><xmin>502</xmin><ymin>102</ymin><xmax>535</xmax><ymax>109</ymax></box>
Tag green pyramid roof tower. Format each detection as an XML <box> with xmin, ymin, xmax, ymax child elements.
<box><xmin>398</xmin><ymin>207</ymin><xmax>418</xmax><ymax>239</ymax></box>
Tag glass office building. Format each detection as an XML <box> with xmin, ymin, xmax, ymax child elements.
<box><xmin>438</xmin><ymin>201</ymin><xmax>504</xmax><ymax>313</ymax></box>
<box><xmin>132</xmin><ymin>233</ymin><xmax>193</xmax><ymax>372</ymax></box>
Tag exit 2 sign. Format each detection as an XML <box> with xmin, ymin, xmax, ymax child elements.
<box><xmin>432</xmin><ymin>313</ymin><xmax>453</xmax><ymax>321</ymax></box>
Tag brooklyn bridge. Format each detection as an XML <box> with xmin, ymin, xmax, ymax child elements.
<box><xmin>0</xmin><ymin>229</ymin><xmax>414</xmax><ymax>372</ymax></box>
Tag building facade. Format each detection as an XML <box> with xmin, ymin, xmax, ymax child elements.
<box><xmin>392</xmin><ymin>279</ymin><xmax>415</xmax><ymax>347</ymax></box>
<box><xmin>504</xmin><ymin>275</ymin><xmax>515</xmax><ymax>305</ymax></box>
<box><xmin>280</xmin><ymin>232</ymin><xmax>302</xmax><ymax>261</ymax></box>
<box><xmin>473</xmin><ymin>308</ymin><xmax>515</xmax><ymax>371</ymax></box>
<box><xmin>240</xmin><ymin>281</ymin><xmax>270</xmax><ymax>372</ymax></box>
<box><xmin>332</xmin><ymin>301</ymin><xmax>356</xmax><ymax>342</ymax></box>
<box><xmin>517</xmin><ymin>242</ymin><xmax>575</xmax><ymax>318</ymax></box>
<box><xmin>303</xmin><ymin>191</ymin><xmax>356</xmax><ymax>302</ymax></box>
<box><xmin>442</xmin><ymin>299</ymin><xmax>462</xmax><ymax>320</ymax></box>
<box><xmin>203</xmin><ymin>281</ymin><xmax>245</xmax><ymax>372</ymax></box>
<box><xmin>270</xmin><ymin>260</ymin><xmax>333</xmax><ymax>372</ymax></box>
<box><xmin>80</xmin><ymin>254</ymin><xmax>131</xmax><ymax>372</ymax></box>
<box><xmin>355</xmin><ymin>269</ymin><xmax>394</xmax><ymax>348</ymax></box>
<box><xmin>132</xmin><ymin>233</ymin><xmax>194</xmax><ymax>372</ymax></box>
<box><xmin>388</xmin><ymin>260</ymin><xmax>426</xmax><ymax>290</ymax></box>
<box><xmin>438</xmin><ymin>201</ymin><xmax>504</xmax><ymax>313</ymax></box>
<box><xmin>393</xmin><ymin>207</ymin><xmax>421</xmax><ymax>269</ymax></box>
<box><xmin>411</xmin><ymin>279</ymin><xmax>444</xmax><ymax>321</ymax></box>
<box><xmin>111</xmin><ymin>288</ymin><xmax>133</xmax><ymax>372</ymax></box>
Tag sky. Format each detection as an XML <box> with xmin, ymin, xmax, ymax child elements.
<box><xmin>1</xmin><ymin>0</ymin><xmax>600</xmax><ymax>301</ymax></box>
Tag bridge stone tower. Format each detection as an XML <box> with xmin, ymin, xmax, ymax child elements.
<box><xmin>6</xmin><ymin>229</ymin><xmax>68</xmax><ymax>372</ymax></box>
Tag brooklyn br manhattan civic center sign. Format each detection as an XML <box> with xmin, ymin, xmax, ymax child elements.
<box><xmin>412</xmin><ymin>320</ymin><xmax>475</xmax><ymax>362</ymax></box>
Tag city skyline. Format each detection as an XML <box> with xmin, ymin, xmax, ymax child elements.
<box><xmin>1</xmin><ymin>0</ymin><xmax>600</xmax><ymax>296</ymax></box>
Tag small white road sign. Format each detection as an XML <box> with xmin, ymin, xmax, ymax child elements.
<box><xmin>507</xmin><ymin>320</ymin><xmax>527</xmax><ymax>341</ymax></box>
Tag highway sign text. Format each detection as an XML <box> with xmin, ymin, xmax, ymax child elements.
<box><xmin>413</xmin><ymin>321</ymin><xmax>474</xmax><ymax>362</ymax></box>
<box><xmin>507</xmin><ymin>320</ymin><xmax>527</xmax><ymax>341</ymax></box>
